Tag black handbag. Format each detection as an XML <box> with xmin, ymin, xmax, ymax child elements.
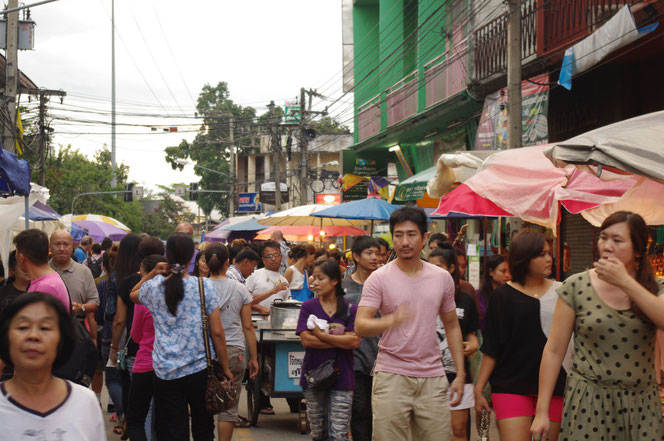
<box><xmin>52</xmin><ymin>284</ymin><xmax>98</xmax><ymax>386</ymax></box>
<box><xmin>305</xmin><ymin>358</ymin><xmax>340</xmax><ymax>391</ymax></box>
<box><xmin>198</xmin><ymin>277</ymin><xmax>237</xmax><ymax>414</ymax></box>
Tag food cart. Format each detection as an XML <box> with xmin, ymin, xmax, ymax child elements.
<box><xmin>246</xmin><ymin>302</ymin><xmax>308</xmax><ymax>433</ymax></box>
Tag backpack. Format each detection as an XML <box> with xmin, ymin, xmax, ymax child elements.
<box><xmin>86</xmin><ymin>255</ymin><xmax>102</xmax><ymax>279</ymax></box>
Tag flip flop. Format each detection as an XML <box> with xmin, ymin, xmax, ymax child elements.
<box><xmin>109</xmin><ymin>413</ymin><xmax>118</xmax><ymax>423</ymax></box>
<box><xmin>112</xmin><ymin>423</ymin><xmax>123</xmax><ymax>435</ymax></box>
<box><xmin>259</xmin><ymin>407</ymin><xmax>275</xmax><ymax>415</ymax></box>
<box><xmin>235</xmin><ymin>416</ymin><xmax>251</xmax><ymax>428</ymax></box>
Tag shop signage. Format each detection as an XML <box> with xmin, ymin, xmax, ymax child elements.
<box><xmin>474</xmin><ymin>74</ymin><xmax>550</xmax><ymax>150</ymax></box>
<box><xmin>237</xmin><ymin>192</ymin><xmax>261</xmax><ymax>212</ymax></box>
<box><xmin>288</xmin><ymin>351</ymin><xmax>305</xmax><ymax>378</ymax></box>
<box><xmin>315</xmin><ymin>193</ymin><xmax>341</xmax><ymax>205</ymax></box>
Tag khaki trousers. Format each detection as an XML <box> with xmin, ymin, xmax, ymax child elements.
<box><xmin>371</xmin><ymin>371</ymin><xmax>451</xmax><ymax>441</ymax></box>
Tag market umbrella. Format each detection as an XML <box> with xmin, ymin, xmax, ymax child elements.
<box><xmin>257</xmin><ymin>204</ymin><xmax>369</xmax><ymax>227</ymax></box>
<box><xmin>312</xmin><ymin>198</ymin><xmax>400</xmax><ymax>221</ymax></box>
<box><xmin>544</xmin><ymin>110</ymin><xmax>664</xmax><ymax>182</ymax></box>
<box><xmin>257</xmin><ymin>225</ymin><xmax>369</xmax><ymax>240</ymax></box>
<box><xmin>457</xmin><ymin>145</ymin><xmax>637</xmax><ymax>230</ymax></box>
<box><xmin>432</xmin><ymin>184</ymin><xmax>513</xmax><ymax>217</ymax></box>
<box><xmin>394</xmin><ymin>167</ymin><xmax>436</xmax><ymax>202</ymax></box>
<box><xmin>72</xmin><ymin>214</ymin><xmax>131</xmax><ymax>232</ymax></box>
<box><xmin>73</xmin><ymin>220</ymin><xmax>128</xmax><ymax>242</ymax></box>
<box><xmin>205</xmin><ymin>217</ymin><xmax>267</xmax><ymax>242</ymax></box>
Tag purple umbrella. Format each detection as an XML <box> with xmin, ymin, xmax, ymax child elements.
<box><xmin>73</xmin><ymin>220</ymin><xmax>129</xmax><ymax>242</ymax></box>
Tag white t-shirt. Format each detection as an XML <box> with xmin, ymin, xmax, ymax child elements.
<box><xmin>0</xmin><ymin>380</ymin><xmax>106</xmax><ymax>441</ymax></box>
<box><xmin>246</xmin><ymin>268</ymin><xmax>290</xmax><ymax>308</ymax></box>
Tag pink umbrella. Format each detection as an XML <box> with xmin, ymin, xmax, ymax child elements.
<box><xmin>433</xmin><ymin>184</ymin><xmax>513</xmax><ymax>217</ymax></box>
<box><xmin>445</xmin><ymin>145</ymin><xmax>637</xmax><ymax>230</ymax></box>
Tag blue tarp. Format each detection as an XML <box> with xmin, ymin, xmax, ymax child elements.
<box><xmin>0</xmin><ymin>148</ymin><xmax>31</xmax><ymax>196</ymax></box>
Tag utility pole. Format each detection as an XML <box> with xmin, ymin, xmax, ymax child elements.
<box><xmin>30</xmin><ymin>88</ymin><xmax>66</xmax><ymax>185</ymax></box>
<box><xmin>506</xmin><ymin>0</ymin><xmax>522</xmax><ymax>149</ymax></box>
<box><xmin>3</xmin><ymin>0</ymin><xmax>19</xmax><ymax>153</ymax></box>
<box><xmin>268</xmin><ymin>101</ymin><xmax>282</xmax><ymax>211</ymax></box>
<box><xmin>229</xmin><ymin>116</ymin><xmax>235</xmax><ymax>216</ymax></box>
<box><xmin>111</xmin><ymin>0</ymin><xmax>117</xmax><ymax>186</ymax></box>
<box><xmin>299</xmin><ymin>87</ymin><xmax>308</xmax><ymax>205</ymax></box>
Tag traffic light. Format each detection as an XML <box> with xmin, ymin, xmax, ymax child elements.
<box><xmin>124</xmin><ymin>183</ymin><xmax>134</xmax><ymax>202</ymax></box>
<box><xmin>189</xmin><ymin>183</ymin><xmax>198</xmax><ymax>200</ymax></box>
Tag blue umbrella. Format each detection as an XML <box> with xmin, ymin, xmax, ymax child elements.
<box><xmin>219</xmin><ymin>217</ymin><xmax>266</xmax><ymax>232</ymax></box>
<box><xmin>312</xmin><ymin>198</ymin><xmax>401</xmax><ymax>234</ymax></box>
<box><xmin>312</xmin><ymin>198</ymin><xmax>400</xmax><ymax>221</ymax></box>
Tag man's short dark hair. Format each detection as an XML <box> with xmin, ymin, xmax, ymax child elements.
<box><xmin>376</xmin><ymin>237</ymin><xmax>390</xmax><ymax>251</ymax></box>
<box><xmin>139</xmin><ymin>236</ymin><xmax>165</xmax><ymax>259</ymax></box>
<box><xmin>14</xmin><ymin>229</ymin><xmax>50</xmax><ymax>265</ymax></box>
<box><xmin>91</xmin><ymin>243</ymin><xmax>102</xmax><ymax>255</ymax></box>
<box><xmin>261</xmin><ymin>240</ymin><xmax>280</xmax><ymax>257</ymax></box>
<box><xmin>235</xmin><ymin>247</ymin><xmax>259</xmax><ymax>264</ymax></box>
<box><xmin>428</xmin><ymin>232</ymin><xmax>449</xmax><ymax>246</ymax></box>
<box><xmin>351</xmin><ymin>236</ymin><xmax>380</xmax><ymax>264</ymax></box>
<box><xmin>389</xmin><ymin>206</ymin><xmax>428</xmax><ymax>237</ymax></box>
<box><xmin>0</xmin><ymin>292</ymin><xmax>75</xmax><ymax>370</ymax></box>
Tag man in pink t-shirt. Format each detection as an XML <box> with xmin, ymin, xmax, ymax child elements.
<box><xmin>356</xmin><ymin>206</ymin><xmax>465</xmax><ymax>441</ymax></box>
<box><xmin>14</xmin><ymin>229</ymin><xmax>70</xmax><ymax>310</ymax></box>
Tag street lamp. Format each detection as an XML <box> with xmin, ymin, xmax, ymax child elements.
<box><xmin>175</xmin><ymin>158</ymin><xmax>230</xmax><ymax>178</ymax></box>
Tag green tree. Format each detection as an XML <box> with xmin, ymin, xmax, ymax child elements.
<box><xmin>309</xmin><ymin>115</ymin><xmax>351</xmax><ymax>135</ymax></box>
<box><xmin>45</xmin><ymin>145</ymin><xmax>144</xmax><ymax>232</ymax></box>
<box><xmin>165</xmin><ymin>82</ymin><xmax>261</xmax><ymax>217</ymax></box>
<box><xmin>141</xmin><ymin>193</ymin><xmax>194</xmax><ymax>240</ymax></box>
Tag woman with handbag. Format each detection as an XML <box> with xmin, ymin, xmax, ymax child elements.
<box><xmin>129</xmin><ymin>233</ymin><xmax>233</xmax><ymax>441</ymax></box>
<box><xmin>296</xmin><ymin>259</ymin><xmax>361</xmax><ymax>441</ymax></box>
<box><xmin>205</xmin><ymin>243</ymin><xmax>259</xmax><ymax>441</ymax></box>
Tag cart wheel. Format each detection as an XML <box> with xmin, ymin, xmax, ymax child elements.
<box><xmin>246</xmin><ymin>378</ymin><xmax>260</xmax><ymax>426</ymax></box>
<box><xmin>299</xmin><ymin>399</ymin><xmax>308</xmax><ymax>434</ymax></box>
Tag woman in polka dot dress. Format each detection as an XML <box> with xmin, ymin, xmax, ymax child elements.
<box><xmin>532</xmin><ymin>211</ymin><xmax>664</xmax><ymax>441</ymax></box>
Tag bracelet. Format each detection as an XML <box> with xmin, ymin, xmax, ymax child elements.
<box><xmin>111</xmin><ymin>345</ymin><xmax>119</xmax><ymax>350</ymax></box>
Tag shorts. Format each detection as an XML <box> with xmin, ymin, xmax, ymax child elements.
<box><xmin>448</xmin><ymin>383</ymin><xmax>475</xmax><ymax>411</ymax></box>
<box><xmin>491</xmin><ymin>393</ymin><xmax>563</xmax><ymax>422</ymax></box>
<box><xmin>217</xmin><ymin>346</ymin><xmax>247</xmax><ymax>422</ymax></box>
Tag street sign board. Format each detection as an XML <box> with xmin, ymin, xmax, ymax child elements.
<box><xmin>284</xmin><ymin>104</ymin><xmax>301</xmax><ymax>124</ymax></box>
<box><xmin>237</xmin><ymin>192</ymin><xmax>262</xmax><ymax>212</ymax></box>
<box><xmin>174</xmin><ymin>185</ymin><xmax>186</xmax><ymax>197</ymax></box>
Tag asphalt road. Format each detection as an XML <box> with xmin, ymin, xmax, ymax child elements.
<box><xmin>102</xmin><ymin>386</ymin><xmax>499</xmax><ymax>440</ymax></box>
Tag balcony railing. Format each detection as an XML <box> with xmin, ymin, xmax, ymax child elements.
<box><xmin>474</xmin><ymin>0</ymin><xmax>640</xmax><ymax>81</ymax></box>
<box><xmin>424</xmin><ymin>37</ymin><xmax>469</xmax><ymax>107</ymax></box>
<box><xmin>357</xmin><ymin>94</ymin><xmax>381</xmax><ymax>141</ymax></box>
<box><xmin>386</xmin><ymin>71</ymin><xmax>418</xmax><ymax>127</ymax></box>
<box><xmin>473</xmin><ymin>0</ymin><xmax>538</xmax><ymax>81</ymax></box>
<box><xmin>538</xmin><ymin>0</ymin><xmax>637</xmax><ymax>55</ymax></box>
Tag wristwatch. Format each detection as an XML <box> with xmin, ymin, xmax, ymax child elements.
<box><xmin>81</xmin><ymin>304</ymin><xmax>86</xmax><ymax>313</ymax></box>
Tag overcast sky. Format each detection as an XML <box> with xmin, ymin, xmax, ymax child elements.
<box><xmin>17</xmin><ymin>0</ymin><xmax>348</xmax><ymax>192</ymax></box>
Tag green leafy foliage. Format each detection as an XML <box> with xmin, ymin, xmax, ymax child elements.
<box><xmin>141</xmin><ymin>193</ymin><xmax>195</xmax><ymax>240</ymax></box>
<box><xmin>45</xmin><ymin>146</ymin><xmax>144</xmax><ymax>232</ymax></box>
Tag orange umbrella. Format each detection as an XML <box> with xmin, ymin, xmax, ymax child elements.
<box><xmin>256</xmin><ymin>225</ymin><xmax>368</xmax><ymax>242</ymax></box>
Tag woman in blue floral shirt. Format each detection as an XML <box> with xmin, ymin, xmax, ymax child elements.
<box><xmin>130</xmin><ymin>233</ymin><xmax>232</xmax><ymax>441</ymax></box>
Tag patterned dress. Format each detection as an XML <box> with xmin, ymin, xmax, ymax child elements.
<box><xmin>557</xmin><ymin>271</ymin><xmax>664</xmax><ymax>441</ymax></box>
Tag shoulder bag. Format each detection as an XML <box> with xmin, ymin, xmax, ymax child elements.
<box><xmin>52</xmin><ymin>282</ymin><xmax>98</xmax><ymax>387</ymax></box>
<box><xmin>198</xmin><ymin>277</ymin><xmax>237</xmax><ymax>414</ymax></box>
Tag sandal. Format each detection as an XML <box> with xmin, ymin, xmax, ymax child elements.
<box><xmin>109</xmin><ymin>413</ymin><xmax>118</xmax><ymax>423</ymax></box>
<box><xmin>112</xmin><ymin>423</ymin><xmax>123</xmax><ymax>435</ymax></box>
<box><xmin>259</xmin><ymin>407</ymin><xmax>275</xmax><ymax>415</ymax></box>
<box><xmin>235</xmin><ymin>416</ymin><xmax>251</xmax><ymax>428</ymax></box>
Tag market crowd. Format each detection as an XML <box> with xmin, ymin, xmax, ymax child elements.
<box><xmin>0</xmin><ymin>207</ymin><xmax>663</xmax><ymax>441</ymax></box>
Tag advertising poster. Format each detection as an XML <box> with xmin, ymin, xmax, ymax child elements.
<box><xmin>237</xmin><ymin>192</ymin><xmax>261</xmax><ymax>213</ymax></box>
<box><xmin>474</xmin><ymin>74</ymin><xmax>550</xmax><ymax>150</ymax></box>
<box><xmin>341</xmin><ymin>150</ymin><xmax>389</xmax><ymax>201</ymax></box>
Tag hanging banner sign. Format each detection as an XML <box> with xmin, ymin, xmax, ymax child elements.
<box><xmin>474</xmin><ymin>74</ymin><xmax>550</xmax><ymax>150</ymax></box>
